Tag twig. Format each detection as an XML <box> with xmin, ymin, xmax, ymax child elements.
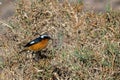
<box><xmin>0</xmin><ymin>20</ymin><xmax>15</xmax><ymax>33</ymax></box>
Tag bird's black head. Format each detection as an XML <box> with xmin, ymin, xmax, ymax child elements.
<box><xmin>40</xmin><ymin>34</ymin><xmax>52</xmax><ymax>40</ymax></box>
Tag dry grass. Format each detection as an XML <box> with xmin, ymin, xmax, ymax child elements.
<box><xmin>0</xmin><ymin>0</ymin><xmax>120</xmax><ymax>80</ymax></box>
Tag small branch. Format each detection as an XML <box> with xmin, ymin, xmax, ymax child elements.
<box><xmin>0</xmin><ymin>20</ymin><xmax>15</xmax><ymax>33</ymax></box>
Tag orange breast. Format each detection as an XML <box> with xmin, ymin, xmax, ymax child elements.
<box><xmin>28</xmin><ymin>39</ymin><xmax>49</xmax><ymax>51</ymax></box>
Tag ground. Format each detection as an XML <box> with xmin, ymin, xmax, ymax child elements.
<box><xmin>0</xmin><ymin>0</ymin><xmax>120</xmax><ymax>80</ymax></box>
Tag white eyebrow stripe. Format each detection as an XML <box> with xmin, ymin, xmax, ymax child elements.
<box><xmin>40</xmin><ymin>35</ymin><xmax>48</xmax><ymax>38</ymax></box>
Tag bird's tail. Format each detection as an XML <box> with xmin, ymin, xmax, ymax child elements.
<box><xmin>19</xmin><ymin>48</ymin><xmax>28</xmax><ymax>54</ymax></box>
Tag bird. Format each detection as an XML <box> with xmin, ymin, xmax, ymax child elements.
<box><xmin>23</xmin><ymin>34</ymin><xmax>52</xmax><ymax>52</ymax></box>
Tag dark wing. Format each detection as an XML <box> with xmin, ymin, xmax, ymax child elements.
<box><xmin>24</xmin><ymin>37</ymin><xmax>42</xmax><ymax>47</ymax></box>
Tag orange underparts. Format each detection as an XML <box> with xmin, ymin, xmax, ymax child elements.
<box><xmin>27</xmin><ymin>39</ymin><xmax>49</xmax><ymax>51</ymax></box>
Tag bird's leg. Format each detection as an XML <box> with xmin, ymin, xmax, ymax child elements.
<box><xmin>32</xmin><ymin>51</ymin><xmax>35</xmax><ymax>56</ymax></box>
<box><xmin>33</xmin><ymin>51</ymin><xmax>41</xmax><ymax>61</ymax></box>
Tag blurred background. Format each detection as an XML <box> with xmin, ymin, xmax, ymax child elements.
<box><xmin>0</xmin><ymin>0</ymin><xmax>120</xmax><ymax>20</ymax></box>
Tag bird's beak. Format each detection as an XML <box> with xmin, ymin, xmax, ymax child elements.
<box><xmin>49</xmin><ymin>37</ymin><xmax>53</xmax><ymax>41</ymax></box>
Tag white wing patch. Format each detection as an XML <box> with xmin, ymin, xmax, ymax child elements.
<box><xmin>30</xmin><ymin>41</ymin><xmax>35</xmax><ymax>44</ymax></box>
